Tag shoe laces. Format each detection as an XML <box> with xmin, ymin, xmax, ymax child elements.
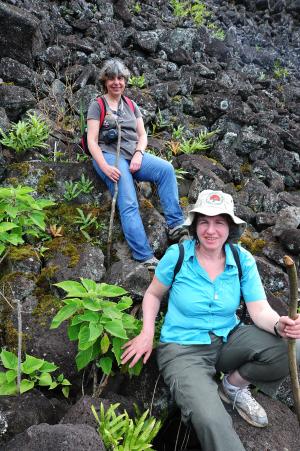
<box><xmin>233</xmin><ymin>387</ymin><xmax>254</xmax><ymax>410</ymax></box>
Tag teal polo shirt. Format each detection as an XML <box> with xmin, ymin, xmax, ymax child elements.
<box><xmin>155</xmin><ymin>240</ymin><xmax>266</xmax><ymax>345</ymax></box>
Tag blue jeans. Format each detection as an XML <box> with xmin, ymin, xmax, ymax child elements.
<box><xmin>93</xmin><ymin>152</ymin><xmax>184</xmax><ymax>261</ymax></box>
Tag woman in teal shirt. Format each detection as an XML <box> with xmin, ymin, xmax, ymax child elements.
<box><xmin>122</xmin><ymin>189</ymin><xmax>300</xmax><ymax>451</ymax></box>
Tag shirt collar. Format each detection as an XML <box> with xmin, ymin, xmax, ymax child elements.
<box><xmin>184</xmin><ymin>240</ymin><xmax>238</xmax><ymax>269</ymax></box>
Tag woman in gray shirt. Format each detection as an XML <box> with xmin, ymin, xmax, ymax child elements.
<box><xmin>87</xmin><ymin>59</ymin><xmax>185</xmax><ymax>267</ymax></box>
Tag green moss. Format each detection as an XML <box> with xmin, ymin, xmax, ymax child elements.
<box><xmin>32</xmin><ymin>292</ymin><xmax>61</xmax><ymax>326</ymax></box>
<box><xmin>5</xmin><ymin>177</ymin><xmax>19</xmax><ymax>187</ymax></box>
<box><xmin>240</xmin><ymin>232</ymin><xmax>265</xmax><ymax>254</ymax></box>
<box><xmin>62</xmin><ymin>242</ymin><xmax>80</xmax><ymax>267</ymax></box>
<box><xmin>172</xmin><ymin>95</ymin><xmax>182</xmax><ymax>104</ymax></box>
<box><xmin>4</xmin><ymin>319</ymin><xmax>27</xmax><ymax>351</ymax></box>
<box><xmin>37</xmin><ymin>170</ymin><xmax>56</xmax><ymax>194</ymax></box>
<box><xmin>36</xmin><ymin>265</ymin><xmax>59</xmax><ymax>288</ymax></box>
<box><xmin>240</xmin><ymin>163</ymin><xmax>252</xmax><ymax>174</ymax></box>
<box><xmin>180</xmin><ymin>196</ymin><xmax>189</xmax><ymax>207</ymax></box>
<box><xmin>8</xmin><ymin>162</ymin><xmax>30</xmax><ymax>177</ymax></box>
<box><xmin>8</xmin><ymin>245</ymin><xmax>37</xmax><ymax>261</ymax></box>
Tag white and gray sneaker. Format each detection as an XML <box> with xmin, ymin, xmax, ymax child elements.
<box><xmin>168</xmin><ymin>225</ymin><xmax>189</xmax><ymax>243</ymax></box>
<box><xmin>142</xmin><ymin>256</ymin><xmax>159</xmax><ymax>270</ymax></box>
<box><xmin>218</xmin><ymin>376</ymin><xmax>268</xmax><ymax>428</ymax></box>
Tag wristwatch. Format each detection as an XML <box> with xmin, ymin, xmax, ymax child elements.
<box><xmin>274</xmin><ymin>320</ymin><xmax>282</xmax><ymax>338</ymax></box>
<box><xmin>135</xmin><ymin>149</ymin><xmax>145</xmax><ymax>155</ymax></box>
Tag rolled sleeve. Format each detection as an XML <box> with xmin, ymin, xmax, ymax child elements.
<box><xmin>155</xmin><ymin>244</ymin><xmax>180</xmax><ymax>287</ymax></box>
<box><xmin>87</xmin><ymin>100</ymin><xmax>101</xmax><ymax>120</ymax></box>
<box><xmin>240</xmin><ymin>249</ymin><xmax>266</xmax><ymax>302</ymax></box>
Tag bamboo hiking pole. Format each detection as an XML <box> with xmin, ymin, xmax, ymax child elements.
<box><xmin>107</xmin><ymin>122</ymin><xmax>121</xmax><ymax>267</ymax></box>
<box><xmin>283</xmin><ymin>255</ymin><xmax>300</xmax><ymax>426</ymax></box>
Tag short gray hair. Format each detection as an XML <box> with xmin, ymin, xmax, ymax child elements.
<box><xmin>99</xmin><ymin>59</ymin><xmax>130</xmax><ymax>92</ymax></box>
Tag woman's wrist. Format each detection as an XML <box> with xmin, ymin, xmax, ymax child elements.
<box><xmin>135</xmin><ymin>149</ymin><xmax>145</xmax><ymax>155</ymax></box>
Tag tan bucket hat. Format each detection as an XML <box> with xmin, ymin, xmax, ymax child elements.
<box><xmin>184</xmin><ymin>190</ymin><xmax>246</xmax><ymax>227</ymax></box>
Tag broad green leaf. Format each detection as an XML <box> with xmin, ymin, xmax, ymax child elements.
<box><xmin>112</xmin><ymin>337</ymin><xmax>125</xmax><ymax>366</ymax></box>
<box><xmin>104</xmin><ymin>320</ymin><xmax>128</xmax><ymax>339</ymax></box>
<box><xmin>80</xmin><ymin>278</ymin><xmax>97</xmax><ymax>292</ymax></box>
<box><xmin>0</xmin><ymin>349</ymin><xmax>18</xmax><ymax>370</ymax></box>
<box><xmin>96</xmin><ymin>283</ymin><xmax>127</xmax><ymax>298</ymax></box>
<box><xmin>0</xmin><ymin>372</ymin><xmax>7</xmax><ymax>384</ymax></box>
<box><xmin>35</xmin><ymin>199</ymin><xmax>55</xmax><ymax>209</ymax></box>
<box><xmin>50</xmin><ymin>304</ymin><xmax>79</xmax><ymax>329</ymax></box>
<box><xmin>62</xmin><ymin>386</ymin><xmax>70</xmax><ymax>398</ymax></box>
<box><xmin>0</xmin><ymin>243</ymin><xmax>5</xmax><ymax>255</ymax></box>
<box><xmin>61</xmin><ymin>378</ymin><xmax>71</xmax><ymax>386</ymax></box>
<box><xmin>127</xmin><ymin>359</ymin><xmax>143</xmax><ymax>376</ymax></box>
<box><xmin>29</xmin><ymin>212</ymin><xmax>45</xmax><ymax>230</ymax></box>
<box><xmin>77</xmin><ymin>311</ymin><xmax>99</xmax><ymax>323</ymax></box>
<box><xmin>6</xmin><ymin>233</ymin><xmax>24</xmax><ymax>245</ymax></box>
<box><xmin>39</xmin><ymin>361</ymin><xmax>58</xmax><ymax>373</ymax></box>
<box><xmin>116</xmin><ymin>296</ymin><xmax>133</xmax><ymax>311</ymax></box>
<box><xmin>0</xmin><ymin>381</ymin><xmax>18</xmax><ymax>395</ymax></box>
<box><xmin>102</xmin><ymin>307</ymin><xmax>122</xmax><ymax>320</ymax></box>
<box><xmin>54</xmin><ymin>280</ymin><xmax>87</xmax><ymax>296</ymax></box>
<box><xmin>78</xmin><ymin>338</ymin><xmax>96</xmax><ymax>351</ymax></box>
<box><xmin>22</xmin><ymin>354</ymin><xmax>44</xmax><ymax>374</ymax></box>
<box><xmin>67</xmin><ymin>324</ymin><xmax>80</xmax><ymax>341</ymax></box>
<box><xmin>78</xmin><ymin>325</ymin><xmax>90</xmax><ymax>345</ymax></box>
<box><xmin>38</xmin><ymin>372</ymin><xmax>52</xmax><ymax>386</ymax></box>
<box><xmin>0</xmin><ymin>222</ymin><xmax>18</xmax><ymax>233</ymax></box>
<box><xmin>122</xmin><ymin>314</ymin><xmax>140</xmax><ymax>330</ymax></box>
<box><xmin>76</xmin><ymin>347</ymin><xmax>94</xmax><ymax>371</ymax></box>
<box><xmin>98</xmin><ymin>356</ymin><xmax>113</xmax><ymax>375</ymax></box>
<box><xmin>49</xmin><ymin>381</ymin><xmax>58</xmax><ymax>389</ymax></box>
<box><xmin>20</xmin><ymin>379</ymin><xmax>35</xmax><ymax>393</ymax></box>
<box><xmin>4</xmin><ymin>205</ymin><xmax>19</xmax><ymax>218</ymax></box>
<box><xmin>89</xmin><ymin>323</ymin><xmax>103</xmax><ymax>342</ymax></box>
<box><xmin>82</xmin><ymin>298</ymin><xmax>103</xmax><ymax>311</ymax></box>
<box><xmin>100</xmin><ymin>333</ymin><xmax>110</xmax><ymax>354</ymax></box>
<box><xmin>6</xmin><ymin>369</ymin><xmax>17</xmax><ymax>383</ymax></box>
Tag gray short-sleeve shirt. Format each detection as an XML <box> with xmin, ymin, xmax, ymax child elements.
<box><xmin>87</xmin><ymin>97</ymin><xmax>142</xmax><ymax>160</ymax></box>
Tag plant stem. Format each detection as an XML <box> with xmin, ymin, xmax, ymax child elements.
<box><xmin>107</xmin><ymin>122</ymin><xmax>122</xmax><ymax>267</ymax></box>
<box><xmin>283</xmin><ymin>255</ymin><xmax>300</xmax><ymax>425</ymax></box>
<box><xmin>16</xmin><ymin>299</ymin><xmax>22</xmax><ymax>393</ymax></box>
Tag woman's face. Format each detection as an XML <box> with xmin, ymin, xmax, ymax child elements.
<box><xmin>105</xmin><ymin>75</ymin><xmax>126</xmax><ymax>97</ymax></box>
<box><xmin>196</xmin><ymin>214</ymin><xmax>230</xmax><ymax>252</ymax></box>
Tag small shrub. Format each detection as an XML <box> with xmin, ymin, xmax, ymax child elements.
<box><xmin>0</xmin><ymin>185</ymin><xmax>55</xmax><ymax>256</ymax></box>
<box><xmin>0</xmin><ymin>112</ymin><xmax>50</xmax><ymax>153</ymax></box>
<box><xmin>128</xmin><ymin>74</ymin><xmax>146</xmax><ymax>88</ymax></box>
<box><xmin>50</xmin><ymin>279</ymin><xmax>143</xmax><ymax>376</ymax></box>
<box><xmin>0</xmin><ymin>349</ymin><xmax>71</xmax><ymax>397</ymax></box>
<box><xmin>180</xmin><ymin>129</ymin><xmax>219</xmax><ymax>154</ymax></box>
<box><xmin>273</xmin><ymin>61</ymin><xmax>289</xmax><ymax>80</ymax></box>
<box><xmin>92</xmin><ymin>402</ymin><xmax>161</xmax><ymax>450</ymax></box>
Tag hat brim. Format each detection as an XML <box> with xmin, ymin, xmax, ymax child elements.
<box><xmin>183</xmin><ymin>206</ymin><xmax>246</xmax><ymax>227</ymax></box>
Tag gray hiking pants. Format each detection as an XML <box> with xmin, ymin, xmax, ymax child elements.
<box><xmin>156</xmin><ymin>325</ymin><xmax>292</xmax><ymax>451</ymax></box>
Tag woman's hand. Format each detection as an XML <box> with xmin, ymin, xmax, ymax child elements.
<box><xmin>129</xmin><ymin>151</ymin><xmax>143</xmax><ymax>173</ymax></box>
<box><xmin>102</xmin><ymin>162</ymin><xmax>121</xmax><ymax>182</ymax></box>
<box><xmin>277</xmin><ymin>314</ymin><xmax>300</xmax><ymax>338</ymax></box>
<box><xmin>121</xmin><ymin>331</ymin><xmax>154</xmax><ymax>368</ymax></box>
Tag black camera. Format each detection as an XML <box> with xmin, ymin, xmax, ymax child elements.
<box><xmin>102</xmin><ymin>128</ymin><xmax>118</xmax><ymax>144</ymax></box>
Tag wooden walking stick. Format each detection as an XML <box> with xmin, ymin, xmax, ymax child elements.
<box><xmin>284</xmin><ymin>255</ymin><xmax>300</xmax><ymax>425</ymax></box>
<box><xmin>107</xmin><ymin>121</ymin><xmax>121</xmax><ymax>268</ymax></box>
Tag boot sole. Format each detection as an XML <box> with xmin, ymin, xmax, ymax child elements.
<box><xmin>218</xmin><ymin>387</ymin><xmax>268</xmax><ymax>428</ymax></box>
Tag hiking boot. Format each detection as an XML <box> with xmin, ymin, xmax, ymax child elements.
<box><xmin>142</xmin><ymin>256</ymin><xmax>159</xmax><ymax>270</ymax></box>
<box><xmin>168</xmin><ymin>225</ymin><xmax>189</xmax><ymax>243</ymax></box>
<box><xmin>219</xmin><ymin>377</ymin><xmax>268</xmax><ymax>428</ymax></box>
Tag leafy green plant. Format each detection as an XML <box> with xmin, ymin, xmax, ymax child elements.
<box><xmin>190</xmin><ymin>0</ymin><xmax>211</xmax><ymax>26</ymax></box>
<box><xmin>0</xmin><ymin>349</ymin><xmax>71</xmax><ymax>397</ymax></box>
<box><xmin>128</xmin><ymin>74</ymin><xmax>146</xmax><ymax>88</ymax></box>
<box><xmin>92</xmin><ymin>402</ymin><xmax>161</xmax><ymax>450</ymax></box>
<box><xmin>175</xmin><ymin>167</ymin><xmax>189</xmax><ymax>181</ymax></box>
<box><xmin>180</xmin><ymin>129</ymin><xmax>219</xmax><ymax>154</ymax></box>
<box><xmin>170</xmin><ymin>0</ymin><xmax>189</xmax><ymax>17</ymax></box>
<box><xmin>0</xmin><ymin>186</ymin><xmax>55</xmax><ymax>256</ymax></box>
<box><xmin>50</xmin><ymin>279</ymin><xmax>143</xmax><ymax>375</ymax></box>
<box><xmin>207</xmin><ymin>23</ymin><xmax>225</xmax><ymax>40</ymax></box>
<box><xmin>74</xmin><ymin>208</ymin><xmax>98</xmax><ymax>241</ymax></box>
<box><xmin>76</xmin><ymin>152</ymin><xmax>89</xmax><ymax>162</ymax></box>
<box><xmin>171</xmin><ymin>124</ymin><xmax>185</xmax><ymax>140</ymax></box>
<box><xmin>273</xmin><ymin>60</ymin><xmax>289</xmax><ymax>80</ymax></box>
<box><xmin>63</xmin><ymin>181</ymin><xmax>82</xmax><ymax>201</ymax></box>
<box><xmin>77</xmin><ymin>174</ymin><xmax>94</xmax><ymax>194</ymax></box>
<box><xmin>133</xmin><ymin>1</ymin><xmax>141</xmax><ymax>14</ymax></box>
<box><xmin>0</xmin><ymin>112</ymin><xmax>50</xmax><ymax>153</ymax></box>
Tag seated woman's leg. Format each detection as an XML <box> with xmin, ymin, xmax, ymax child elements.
<box><xmin>134</xmin><ymin>153</ymin><xmax>184</xmax><ymax>229</ymax></box>
<box><xmin>157</xmin><ymin>341</ymin><xmax>245</xmax><ymax>451</ymax></box>
<box><xmin>93</xmin><ymin>154</ymin><xmax>153</xmax><ymax>261</ymax></box>
<box><xmin>216</xmin><ymin>325</ymin><xmax>290</xmax><ymax>396</ymax></box>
